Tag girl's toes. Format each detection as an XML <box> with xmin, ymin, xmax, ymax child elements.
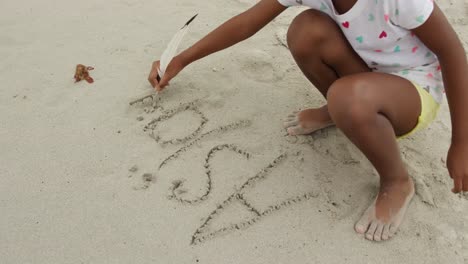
<box><xmin>373</xmin><ymin>223</ymin><xmax>384</xmax><ymax>242</ymax></box>
<box><xmin>287</xmin><ymin>125</ymin><xmax>306</xmax><ymax>136</ymax></box>
<box><xmin>381</xmin><ymin>224</ymin><xmax>391</xmax><ymax>241</ymax></box>
<box><xmin>355</xmin><ymin>215</ymin><xmax>372</xmax><ymax>234</ymax></box>
<box><xmin>365</xmin><ymin>221</ymin><xmax>378</xmax><ymax>241</ymax></box>
<box><xmin>283</xmin><ymin>119</ymin><xmax>299</xmax><ymax>128</ymax></box>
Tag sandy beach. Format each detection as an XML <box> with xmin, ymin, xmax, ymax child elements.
<box><xmin>1</xmin><ymin>0</ymin><xmax>468</xmax><ymax>263</ymax></box>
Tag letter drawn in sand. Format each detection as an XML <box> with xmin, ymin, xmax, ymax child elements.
<box><xmin>131</xmin><ymin>100</ymin><xmax>319</xmax><ymax>245</ymax></box>
<box><xmin>144</xmin><ymin>101</ymin><xmax>208</xmax><ymax>145</ymax></box>
<box><xmin>190</xmin><ymin>153</ymin><xmax>320</xmax><ymax>245</ymax></box>
<box><xmin>167</xmin><ymin>144</ymin><xmax>251</xmax><ymax>204</ymax></box>
<box><xmin>136</xmin><ymin>100</ymin><xmax>253</xmax><ymax>201</ymax></box>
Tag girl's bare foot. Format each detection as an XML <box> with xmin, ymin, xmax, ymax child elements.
<box><xmin>355</xmin><ymin>177</ymin><xmax>415</xmax><ymax>241</ymax></box>
<box><xmin>283</xmin><ymin>105</ymin><xmax>334</xmax><ymax>136</ymax></box>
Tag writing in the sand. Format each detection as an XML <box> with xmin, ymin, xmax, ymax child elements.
<box><xmin>132</xmin><ymin>100</ymin><xmax>318</xmax><ymax>245</ymax></box>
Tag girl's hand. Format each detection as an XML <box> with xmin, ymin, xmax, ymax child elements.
<box><xmin>447</xmin><ymin>141</ymin><xmax>468</xmax><ymax>193</ymax></box>
<box><xmin>148</xmin><ymin>56</ymin><xmax>185</xmax><ymax>92</ymax></box>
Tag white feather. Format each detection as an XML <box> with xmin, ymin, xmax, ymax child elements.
<box><xmin>158</xmin><ymin>14</ymin><xmax>198</xmax><ymax>78</ymax></box>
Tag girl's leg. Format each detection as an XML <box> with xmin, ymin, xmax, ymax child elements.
<box><xmin>327</xmin><ymin>72</ymin><xmax>421</xmax><ymax>241</ymax></box>
<box><xmin>285</xmin><ymin>10</ymin><xmax>423</xmax><ymax>241</ymax></box>
<box><xmin>284</xmin><ymin>9</ymin><xmax>370</xmax><ymax>135</ymax></box>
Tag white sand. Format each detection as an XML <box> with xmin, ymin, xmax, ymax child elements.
<box><xmin>1</xmin><ymin>0</ymin><xmax>468</xmax><ymax>263</ymax></box>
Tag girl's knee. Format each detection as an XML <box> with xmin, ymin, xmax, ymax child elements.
<box><xmin>327</xmin><ymin>77</ymin><xmax>376</xmax><ymax>127</ymax></box>
<box><xmin>287</xmin><ymin>10</ymin><xmax>335</xmax><ymax>56</ymax></box>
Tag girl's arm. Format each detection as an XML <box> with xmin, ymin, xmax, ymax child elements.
<box><xmin>149</xmin><ymin>0</ymin><xmax>286</xmax><ymax>89</ymax></box>
<box><xmin>413</xmin><ymin>4</ymin><xmax>468</xmax><ymax>193</ymax></box>
<box><xmin>178</xmin><ymin>0</ymin><xmax>286</xmax><ymax>66</ymax></box>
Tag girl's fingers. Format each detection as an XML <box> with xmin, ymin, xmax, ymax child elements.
<box><xmin>148</xmin><ymin>74</ymin><xmax>156</xmax><ymax>88</ymax></box>
<box><xmin>159</xmin><ymin>73</ymin><xmax>171</xmax><ymax>88</ymax></box>
<box><xmin>148</xmin><ymin>69</ymin><xmax>159</xmax><ymax>88</ymax></box>
<box><xmin>148</xmin><ymin>61</ymin><xmax>162</xmax><ymax>88</ymax></box>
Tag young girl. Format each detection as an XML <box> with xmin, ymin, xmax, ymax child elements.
<box><xmin>148</xmin><ymin>0</ymin><xmax>468</xmax><ymax>241</ymax></box>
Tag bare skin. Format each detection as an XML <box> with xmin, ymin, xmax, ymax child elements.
<box><xmin>285</xmin><ymin>10</ymin><xmax>421</xmax><ymax>240</ymax></box>
<box><xmin>283</xmin><ymin>106</ymin><xmax>333</xmax><ymax>136</ymax></box>
<box><xmin>282</xmin><ymin>4</ymin><xmax>369</xmax><ymax>136</ymax></box>
<box><xmin>148</xmin><ymin>0</ymin><xmax>468</xmax><ymax>241</ymax></box>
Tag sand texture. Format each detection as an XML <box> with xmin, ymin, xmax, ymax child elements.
<box><xmin>1</xmin><ymin>0</ymin><xmax>468</xmax><ymax>263</ymax></box>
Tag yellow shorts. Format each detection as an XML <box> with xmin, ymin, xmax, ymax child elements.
<box><xmin>398</xmin><ymin>83</ymin><xmax>440</xmax><ymax>139</ymax></box>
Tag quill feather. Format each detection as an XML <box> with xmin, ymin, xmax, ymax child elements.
<box><xmin>158</xmin><ymin>14</ymin><xmax>198</xmax><ymax>80</ymax></box>
<box><xmin>129</xmin><ymin>14</ymin><xmax>198</xmax><ymax>106</ymax></box>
